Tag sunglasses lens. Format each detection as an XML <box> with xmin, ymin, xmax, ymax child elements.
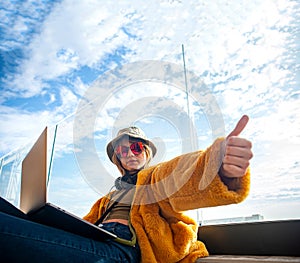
<box><xmin>121</xmin><ymin>146</ymin><xmax>129</xmax><ymax>157</ymax></box>
<box><xmin>116</xmin><ymin>146</ymin><xmax>128</xmax><ymax>158</ymax></box>
<box><xmin>130</xmin><ymin>142</ymin><xmax>143</xmax><ymax>155</ymax></box>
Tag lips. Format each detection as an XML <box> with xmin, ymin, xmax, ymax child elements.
<box><xmin>127</xmin><ymin>159</ymin><xmax>138</xmax><ymax>165</ymax></box>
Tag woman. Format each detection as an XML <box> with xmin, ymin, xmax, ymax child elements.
<box><xmin>0</xmin><ymin>116</ymin><xmax>252</xmax><ymax>263</ymax></box>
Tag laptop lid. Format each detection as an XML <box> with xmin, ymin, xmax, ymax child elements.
<box><xmin>20</xmin><ymin>127</ymin><xmax>47</xmax><ymax>214</ymax></box>
<box><xmin>19</xmin><ymin>127</ymin><xmax>117</xmax><ymax>240</ymax></box>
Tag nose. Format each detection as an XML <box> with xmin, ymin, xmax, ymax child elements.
<box><xmin>126</xmin><ymin>148</ymin><xmax>135</xmax><ymax>157</ymax></box>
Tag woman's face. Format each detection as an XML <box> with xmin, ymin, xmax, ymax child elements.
<box><xmin>116</xmin><ymin>138</ymin><xmax>147</xmax><ymax>173</ymax></box>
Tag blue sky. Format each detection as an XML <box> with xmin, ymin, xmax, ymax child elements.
<box><xmin>0</xmin><ymin>0</ymin><xmax>300</xmax><ymax>222</ymax></box>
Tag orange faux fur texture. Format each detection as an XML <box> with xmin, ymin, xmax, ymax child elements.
<box><xmin>84</xmin><ymin>138</ymin><xmax>251</xmax><ymax>263</ymax></box>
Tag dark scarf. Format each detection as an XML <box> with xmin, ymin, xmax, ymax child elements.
<box><xmin>114</xmin><ymin>171</ymin><xmax>138</xmax><ymax>190</ymax></box>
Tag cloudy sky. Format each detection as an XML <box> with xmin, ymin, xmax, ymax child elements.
<box><xmin>1</xmin><ymin>0</ymin><xmax>299</xmax><ymax>222</ymax></box>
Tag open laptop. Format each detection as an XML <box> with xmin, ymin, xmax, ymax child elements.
<box><xmin>4</xmin><ymin>127</ymin><xmax>116</xmax><ymax>241</ymax></box>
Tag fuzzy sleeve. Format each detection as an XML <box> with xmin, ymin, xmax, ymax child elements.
<box><xmin>146</xmin><ymin>137</ymin><xmax>250</xmax><ymax>212</ymax></box>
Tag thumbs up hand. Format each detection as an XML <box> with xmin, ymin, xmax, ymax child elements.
<box><xmin>219</xmin><ymin>115</ymin><xmax>253</xmax><ymax>179</ymax></box>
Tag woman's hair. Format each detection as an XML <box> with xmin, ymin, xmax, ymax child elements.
<box><xmin>111</xmin><ymin>138</ymin><xmax>153</xmax><ymax>175</ymax></box>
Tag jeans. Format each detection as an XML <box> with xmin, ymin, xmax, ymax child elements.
<box><xmin>0</xmin><ymin>211</ymin><xmax>140</xmax><ymax>263</ymax></box>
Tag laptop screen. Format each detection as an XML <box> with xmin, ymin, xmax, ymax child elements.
<box><xmin>20</xmin><ymin>127</ymin><xmax>47</xmax><ymax>214</ymax></box>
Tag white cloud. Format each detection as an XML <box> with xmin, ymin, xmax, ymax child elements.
<box><xmin>0</xmin><ymin>106</ymin><xmax>51</xmax><ymax>154</ymax></box>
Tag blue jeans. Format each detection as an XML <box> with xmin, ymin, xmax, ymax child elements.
<box><xmin>0</xmin><ymin>211</ymin><xmax>140</xmax><ymax>262</ymax></box>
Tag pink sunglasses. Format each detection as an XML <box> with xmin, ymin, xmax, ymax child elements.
<box><xmin>115</xmin><ymin>142</ymin><xmax>144</xmax><ymax>158</ymax></box>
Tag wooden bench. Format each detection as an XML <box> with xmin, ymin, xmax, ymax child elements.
<box><xmin>196</xmin><ymin>219</ymin><xmax>300</xmax><ymax>263</ymax></box>
<box><xmin>195</xmin><ymin>255</ymin><xmax>300</xmax><ymax>263</ymax></box>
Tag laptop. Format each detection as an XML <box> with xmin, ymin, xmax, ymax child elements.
<box><xmin>1</xmin><ymin>127</ymin><xmax>116</xmax><ymax>241</ymax></box>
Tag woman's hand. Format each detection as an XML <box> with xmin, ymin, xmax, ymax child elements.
<box><xmin>219</xmin><ymin>115</ymin><xmax>253</xmax><ymax>179</ymax></box>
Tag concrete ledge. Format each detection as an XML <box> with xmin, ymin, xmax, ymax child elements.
<box><xmin>195</xmin><ymin>255</ymin><xmax>300</xmax><ymax>263</ymax></box>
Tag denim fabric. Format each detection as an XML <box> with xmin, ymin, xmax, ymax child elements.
<box><xmin>101</xmin><ymin>222</ymin><xmax>133</xmax><ymax>241</ymax></box>
<box><xmin>0</xmin><ymin>212</ymin><xmax>140</xmax><ymax>263</ymax></box>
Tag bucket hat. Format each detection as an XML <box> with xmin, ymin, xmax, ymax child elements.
<box><xmin>106</xmin><ymin>126</ymin><xmax>157</xmax><ymax>162</ymax></box>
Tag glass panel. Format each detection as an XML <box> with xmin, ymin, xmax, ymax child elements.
<box><xmin>46</xmin><ymin>115</ymin><xmax>99</xmax><ymax>217</ymax></box>
<box><xmin>0</xmin><ymin>143</ymin><xmax>31</xmax><ymax>207</ymax></box>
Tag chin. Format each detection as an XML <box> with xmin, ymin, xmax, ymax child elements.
<box><xmin>126</xmin><ymin>167</ymin><xmax>140</xmax><ymax>172</ymax></box>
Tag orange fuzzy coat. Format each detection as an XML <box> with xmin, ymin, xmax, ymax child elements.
<box><xmin>84</xmin><ymin>138</ymin><xmax>250</xmax><ymax>263</ymax></box>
